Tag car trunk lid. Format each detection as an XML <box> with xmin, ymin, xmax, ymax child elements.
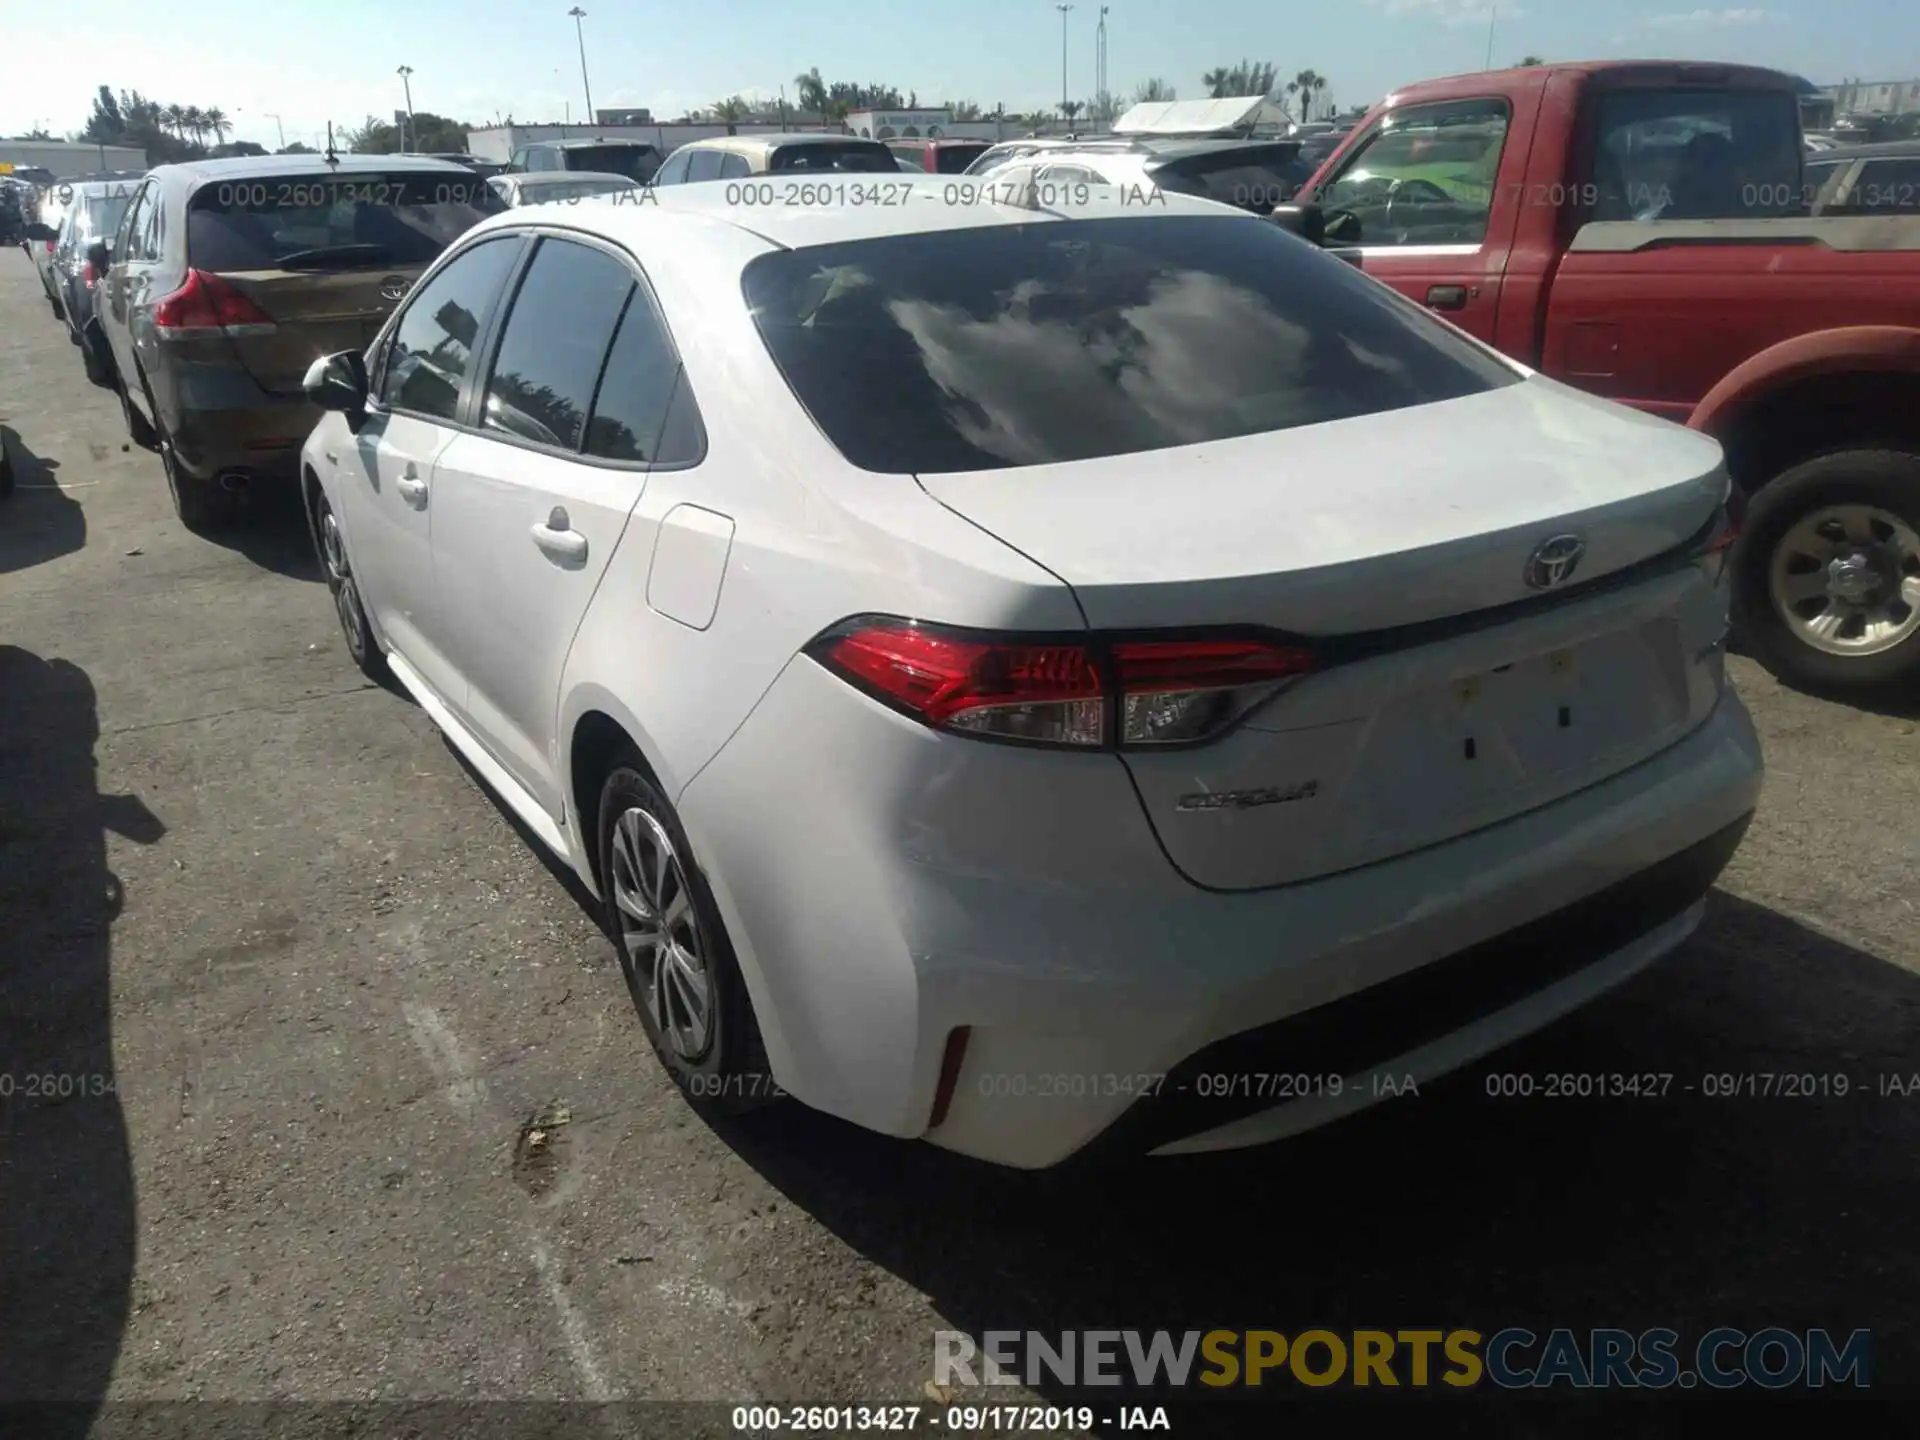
<box><xmin>917</xmin><ymin>378</ymin><xmax>1734</xmax><ymax>889</ymax></box>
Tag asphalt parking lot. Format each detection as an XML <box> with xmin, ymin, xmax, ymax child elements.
<box><xmin>2</xmin><ymin>245</ymin><xmax>1916</xmax><ymax>1436</ymax></box>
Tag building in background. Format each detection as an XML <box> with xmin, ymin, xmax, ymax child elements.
<box><xmin>0</xmin><ymin>139</ymin><xmax>147</xmax><ymax>175</ymax></box>
<box><xmin>595</xmin><ymin>109</ymin><xmax>653</xmax><ymax>126</ymax></box>
<box><xmin>845</xmin><ymin>108</ymin><xmax>953</xmax><ymax>139</ymax></box>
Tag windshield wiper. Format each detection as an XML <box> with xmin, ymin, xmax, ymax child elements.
<box><xmin>272</xmin><ymin>243</ymin><xmax>397</xmax><ymax>270</ymax></box>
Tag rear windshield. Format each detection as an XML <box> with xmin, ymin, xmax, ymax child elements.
<box><xmin>526</xmin><ymin>179</ymin><xmax>635</xmax><ymax>202</ymax></box>
<box><xmin>743</xmin><ymin>214</ymin><xmax>1518</xmax><ymax>475</ymax></box>
<box><xmin>1152</xmin><ymin>145</ymin><xmax>1312</xmax><ymax>212</ymax></box>
<box><xmin>559</xmin><ymin>145</ymin><xmax>660</xmax><ymax>182</ymax></box>
<box><xmin>769</xmin><ymin>142</ymin><xmax>899</xmax><ymax>173</ymax></box>
<box><xmin>935</xmin><ymin>144</ymin><xmax>990</xmax><ymax>174</ymax></box>
<box><xmin>187</xmin><ymin>174</ymin><xmax>506</xmax><ymax>272</ymax></box>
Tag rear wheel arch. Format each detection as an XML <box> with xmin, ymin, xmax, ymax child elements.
<box><xmin>568</xmin><ymin>709</ymin><xmax>666</xmax><ymax>897</ymax></box>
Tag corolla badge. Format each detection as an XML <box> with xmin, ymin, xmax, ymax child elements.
<box><xmin>378</xmin><ymin>276</ymin><xmax>413</xmax><ymax>302</ymax></box>
<box><xmin>1523</xmin><ymin>534</ymin><xmax>1586</xmax><ymax>590</ymax></box>
<box><xmin>1175</xmin><ymin>779</ymin><xmax>1320</xmax><ymax>813</ymax></box>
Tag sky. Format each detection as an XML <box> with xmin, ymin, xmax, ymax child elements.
<box><xmin>4</xmin><ymin>0</ymin><xmax>1918</xmax><ymax>147</ymax></box>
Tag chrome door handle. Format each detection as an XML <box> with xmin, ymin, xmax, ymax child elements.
<box><xmin>395</xmin><ymin>473</ymin><xmax>428</xmax><ymax>507</ymax></box>
<box><xmin>531</xmin><ymin>506</ymin><xmax>588</xmax><ymax>564</ymax></box>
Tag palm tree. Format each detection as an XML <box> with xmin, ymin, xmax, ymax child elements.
<box><xmin>161</xmin><ymin>103</ymin><xmax>185</xmax><ymax>139</ymax></box>
<box><xmin>1060</xmin><ymin>99</ymin><xmax>1083</xmax><ymax>125</ymax></box>
<box><xmin>1516</xmin><ymin>55</ymin><xmax>1546</xmax><ymax>67</ymax></box>
<box><xmin>794</xmin><ymin>67</ymin><xmax>827</xmax><ymax>115</ymax></box>
<box><xmin>204</xmin><ymin>107</ymin><xmax>230</xmax><ymax>146</ymax></box>
<box><xmin>1133</xmin><ymin>78</ymin><xmax>1176</xmax><ymax>105</ymax></box>
<box><xmin>182</xmin><ymin>106</ymin><xmax>208</xmax><ymax>148</ymax></box>
<box><xmin>1310</xmin><ymin>74</ymin><xmax>1327</xmax><ymax>121</ymax></box>
<box><xmin>1202</xmin><ymin>67</ymin><xmax>1230</xmax><ymax>99</ymax></box>
<box><xmin>1292</xmin><ymin>71</ymin><xmax>1320</xmax><ymax>121</ymax></box>
<box><xmin>713</xmin><ymin>95</ymin><xmax>747</xmax><ymax>136</ymax></box>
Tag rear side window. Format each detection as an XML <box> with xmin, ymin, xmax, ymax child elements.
<box><xmin>686</xmin><ymin>150</ymin><xmax>725</xmax><ymax>183</ymax></box>
<box><xmin>1154</xmin><ymin>146</ymin><xmax>1311</xmax><ymax>212</ymax></box>
<box><xmin>769</xmin><ymin>142</ymin><xmax>898</xmax><ymax>173</ymax></box>
<box><xmin>743</xmin><ymin>214</ymin><xmax>1519</xmax><ymax>475</ymax></box>
<box><xmin>86</xmin><ymin>194</ymin><xmax>132</xmax><ymax>242</ymax></box>
<box><xmin>585</xmin><ymin>288</ymin><xmax>703</xmax><ymax>464</ymax></box>
<box><xmin>187</xmin><ymin>174</ymin><xmax>505</xmax><ymax>272</ymax></box>
<box><xmin>654</xmin><ymin>150</ymin><xmax>693</xmax><ymax>185</ymax></box>
<box><xmin>1588</xmin><ymin>88</ymin><xmax>1804</xmax><ymax>221</ymax></box>
<box><xmin>481</xmin><ymin>239</ymin><xmax>635</xmax><ymax>451</ymax></box>
<box><xmin>719</xmin><ymin>153</ymin><xmax>752</xmax><ymax>180</ymax></box>
<box><xmin>382</xmin><ymin>236</ymin><xmax>521</xmax><ymax>421</ymax></box>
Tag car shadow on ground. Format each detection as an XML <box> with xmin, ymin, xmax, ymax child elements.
<box><xmin>711</xmin><ymin>892</ymin><xmax>1918</xmax><ymax>1434</ymax></box>
<box><xmin>209</xmin><ymin>482</ymin><xmax>324</xmax><ymax>583</ymax></box>
<box><xmin>0</xmin><ymin>425</ymin><xmax>85</xmax><ymax>576</ymax></box>
<box><xmin>0</xmin><ymin>648</ymin><xmax>163</xmax><ymax>1435</ymax></box>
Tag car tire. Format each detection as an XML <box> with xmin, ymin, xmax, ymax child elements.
<box><xmin>81</xmin><ymin>326</ymin><xmax>114</xmax><ymax>388</ymax></box>
<box><xmin>1731</xmin><ymin>447</ymin><xmax>1920</xmax><ymax>695</ymax></box>
<box><xmin>116</xmin><ymin>372</ymin><xmax>159</xmax><ymax>452</ymax></box>
<box><xmin>312</xmin><ymin>490</ymin><xmax>386</xmax><ymax>681</ymax></box>
<box><xmin>158</xmin><ymin>424</ymin><xmax>237</xmax><ymax>533</ymax></box>
<box><xmin>0</xmin><ymin>435</ymin><xmax>14</xmax><ymax>499</ymax></box>
<box><xmin>46</xmin><ymin>292</ymin><xmax>64</xmax><ymax>322</ymax></box>
<box><xmin>595</xmin><ymin>759</ymin><xmax>775</xmax><ymax>1116</ymax></box>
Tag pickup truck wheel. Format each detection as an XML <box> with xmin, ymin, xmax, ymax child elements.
<box><xmin>1732</xmin><ymin>448</ymin><xmax>1920</xmax><ymax>694</ymax></box>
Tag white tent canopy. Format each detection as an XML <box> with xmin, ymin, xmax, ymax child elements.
<box><xmin>1110</xmin><ymin>95</ymin><xmax>1295</xmax><ymax>138</ymax></box>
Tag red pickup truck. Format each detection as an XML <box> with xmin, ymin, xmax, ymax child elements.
<box><xmin>1294</xmin><ymin>60</ymin><xmax>1920</xmax><ymax>695</ymax></box>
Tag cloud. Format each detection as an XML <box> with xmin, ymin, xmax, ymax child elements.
<box><xmin>1643</xmin><ymin>7</ymin><xmax>1783</xmax><ymax>27</ymax></box>
<box><xmin>1365</xmin><ymin>0</ymin><xmax>1524</xmax><ymax>27</ymax></box>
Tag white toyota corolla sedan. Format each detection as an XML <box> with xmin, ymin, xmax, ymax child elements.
<box><xmin>298</xmin><ymin>178</ymin><xmax>1763</xmax><ymax>1169</ymax></box>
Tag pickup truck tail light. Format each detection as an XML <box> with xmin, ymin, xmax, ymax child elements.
<box><xmin>809</xmin><ymin>617</ymin><xmax>1315</xmax><ymax>749</ymax></box>
<box><xmin>152</xmin><ymin>269</ymin><xmax>277</xmax><ymax>341</ymax></box>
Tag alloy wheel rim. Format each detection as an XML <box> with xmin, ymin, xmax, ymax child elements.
<box><xmin>319</xmin><ymin>510</ymin><xmax>366</xmax><ymax>660</ymax></box>
<box><xmin>1768</xmin><ymin>503</ymin><xmax>1920</xmax><ymax>657</ymax></box>
<box><xmin>609</xmin><ymin>805</ymin><xmax>713</xmax><ymax>1063</ymax></box>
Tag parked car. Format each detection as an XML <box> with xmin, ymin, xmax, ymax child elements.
<box><xmin>487</xmin><ymin>171</ymin><xmax>642</xmax><ymax>207</ymax></box>
<box><xmin>92</xmin><ymin>153</ymin><xmax>506</xmax><ymax>531</ymax></box>
<box><xmin>30</xmin><ymin>183</ymin><xmax>75</xmax><ymax>318</ymax></box>
<box><xmin>650</xmin><ymin>134</ymin><xmax>899</xmax><ymax>183</ymax></box>
<box><xmin>1805</xmin><ymin>140</ymin><xmax>1920</xmax><ymax>215</ymax></box>
<box><xmin>295</xmin><ymin>181</ymin><xmax>1760</xmax><ymax>1170</ymax></box>
<box><xmin>53</xmin><ymin>179</ymin><xmax>138</xmax><ymax>385</ymax></box>
<box><xmin>0</xmin><ymin>179</ymin><xmax>27</xmax><ymax>246</ymax></box>
<box><xmin>886</xmin><ymin>138</ymin><xmax>991</xmax><ymax>173</ymax></box>
<box><xmin>428</xmin><ymin>152</ymin><xmax>508</xmax><ymax>178</ymax></box>
<box><xmin>507</xmin><ymin>138</ymin><xmax>661</xmax><ymax>184</ymax></box>
<box><xmin>968</xmin><ymin>135</ymin><xmax>1313</xmax><ymax>214</ymax></box>
<box><xmin>1286</xmin><ymin>60</ymin><xmax>1920</xmax><ymax>695</ymax></box>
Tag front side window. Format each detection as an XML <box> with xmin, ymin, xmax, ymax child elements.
<box><xmin>743</xmin><ymin>214</ymin><xmax>1519</xmax><ymax>476</ymax></box>
<box><xmin>1314</xmin><ymin>98</ymin><xmax>1510</xmax><ymax>247</ymax></box>
<box><xmin>381</xmin><ymin>236</ymin><xmax>522</xmax><ymax>420</ymax></box>
<box><xmin>186</xmin><ymin>174</ymin><xmax>505</xmax><ymax>272</ymax></box>
<box><xmin>480</xmin><ymin>238</ymin><xmax>634</xmax><ymax>450</ymax></box>
<box><xmin>1588</xmin><ymin>88</ymin><xmax>1804</xmax><ymax>221</ymax></box>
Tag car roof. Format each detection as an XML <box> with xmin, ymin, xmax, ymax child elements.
<box><xmin>510</xmin><ymin>170</ymin><xmax>638</xmax><ymax>185</ymax></box>
<box><xmin>530</xmin><ymin>137</ymin><xmax>658</xmax><ymax>150</ymax></box>
<box><xmin>462</xmin><ymin>174</ymin><xmax>1247</xmax><ymax>252</ymax></box>
<box><xmin>680</xmin><ymin>133</ymin><xmax>885</xmax><ymax>156</ymax></box>
<box><xmin>1815</xmin><ymin>139</ymin><xmax>1920</xmax><ymax>160</ymax></box>
<box><xmin>158</xmin><ymin>152</ymin><xmax>478</xmax><ymax>183</ymax></box>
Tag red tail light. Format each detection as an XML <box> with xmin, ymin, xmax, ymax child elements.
<box><xmin>152</xmin><ymin>269</ymin><xmax>277</xmax><ymax>340</ymax></box>
<box><xmin>44</xmin><ymin>238</ymin><xmax>55</xmax><ymax>255</ymax></box>
<box><xmin>810</xmin><ymin>618</ymin><xmax>1314</xmax><ymax>749</ymax></box>
<box><xmin>82</xmin><ymin>262</ymin><xmax>98</xmax><ymax>289</ymax></box>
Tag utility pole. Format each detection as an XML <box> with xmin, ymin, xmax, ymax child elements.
<box><xmin>568</xmin><ymin>7</ymin><xmax>596</xmax><ymax>128</ymax></box>
<box><xmin>265</xmin><ymin>112</ymin><xmax>285</xmax><ymax>149</ymax></box>
<box><xmin>1096</xmin><ymin>6</ymin><xmax>1109</xmax><ymax>119</ymax></box>
<box><xmin>1056</xmin><ymin>2</ymin><xmax>1074</xmax><ymax>123</ymax></box>
<box><xmin>1484</xmin><ymin>6</ymin><xmax>1497</xmax><ymax>70</ymax></box>
<box><xmin>396</xmin><ymin>66</ymin><xmax>415</xmax><ymax>152</ymax></box>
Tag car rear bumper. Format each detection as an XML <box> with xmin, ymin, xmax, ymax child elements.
<box><xmin>157</xmin><ymin>374</ymin><xmax>320</xmax><ymax>483</ymax></box>
<box><xmin>679</xmin><ymin>659</ymin><xmax>1763</xmax><ymax>1169</ymax></box>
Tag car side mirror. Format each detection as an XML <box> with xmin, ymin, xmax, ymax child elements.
<box><xmin>86</xmin><ymin>239</ymin><xmax>111</xmax><ymax>272</ymax></box>
<box><xmin>24</xmin><ymin>221</ymin><xmax>57</xmax><ymax>243</ymax></box>
<box><xmin>1268</xmin><ymin>203</ymin><xmax>1326</xmax><ymax>246</ymax></box>
<box><xmin>303</xmin><ymin>350</ymin><xmax>369</xmax><ymax>422</ymax></box>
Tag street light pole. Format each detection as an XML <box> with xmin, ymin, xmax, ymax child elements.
<box><xmin>397</xmin><ymin>66</ymin><xmax>415</xmax><ymax>152</ymax></box>
<box><xmin>1484</xmin><ymin>6</ymin><xmax>1497</xmax><ymax>70</ymax></box>
<box><xmin>1056</xmin><ymin>2</ymin><xmax>1074</xmax><ymax>122</ymax></box>
<box><xmin>568</xmin><ymin>7</ymin><xmax>596</xmax><ymax>128</ymax></box>
<box><xmin>265</xmin><ymin>112</ymin><xmax>285</xmax><ymax>149</ymax></box>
